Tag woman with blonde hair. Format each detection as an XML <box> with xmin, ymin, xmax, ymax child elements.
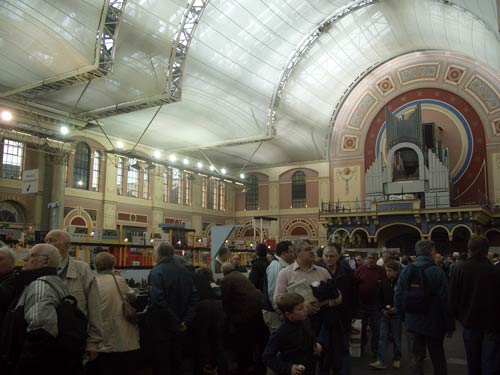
<box><xmin>92</xmin><ymin>252</ymin><xmax>140</xmax><ymax>375</ymax></box>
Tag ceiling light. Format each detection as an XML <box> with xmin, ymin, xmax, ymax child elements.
<box><xmin>116</xmin><ymin>141</ymin><xmax>124</xmax><ymax>149</ymax></box>
<box><xmin>240</xmin><ymin>173</ymin><xmax>245</xmax><ymax>179</ymax></box>
<box><xmin>221</xmin><ymin>168</ymin><xmax>226</xmax><ymax>175</ymax></box>
<box><xmin>169</xmin><ymin>154</ymin><xmax>177</xmax><ymax>162</ymax></box>
<box><xmin>197</xmin><ymin>162</ymin><xmax>203</xmax><ymax>169</ymax></box>
<box><xmin>153</xmin><ymin>150</ymin><xmax>161</xmax><ymax>159</ymax></box>
<box><xmin>77</xmin><ymin>180</ymin><xmax>83</xmax><ymax>186</ymax></box>
<box><xmin>183</xmin><ymin>158</ymin><xmax>189</xmax><ymax>165</ymax></box>
<box><xmin>1</xmin><ymin>110</ymin><xmax>13</xmax><ymax>122</ymax></box>
<box><xmin>60</xmin><ymin>126</ymin><xmax>69</xmax><ymax>135</ymax></box>
<box><xmin>209</xmin><ymin>165</ymin><xmax>215</xmax><ymax>171</ymax></box>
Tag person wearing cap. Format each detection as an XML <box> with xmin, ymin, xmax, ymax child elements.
<box><xmin>232</xmin><ymin>254</ymin><xmax>247</xmax><ymax>273</ymax></box>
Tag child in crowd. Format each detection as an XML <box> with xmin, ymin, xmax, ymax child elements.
<box><xmin>262</xmin><ymin>293</ymin><xmax>324</xmax><ymax>375</ymax></box>
<box><xmin>370</xmin><ymin>260</ymin><xmax>402</xmax><ymax>370</ymax></box>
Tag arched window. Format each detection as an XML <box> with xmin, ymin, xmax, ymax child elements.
<box><xmin>73</xmin><ymin>143</ymin><xmax>90</xmax><ymax>189</ymax></box>
<box><xmin>292</xmin><ymin>171</ymin><xmax>306</xmax><ymax>208</ymax></box>
<box><xmin>246</xmin><ymin>175</ymin><xmax>258</xmax><ymax>210</ymax></box>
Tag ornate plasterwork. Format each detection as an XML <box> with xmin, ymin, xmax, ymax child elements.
<box><xmin>444</xmin><ymin>65</ymin><xmax>466</xmax><ymax>85</ymax></box>
<box><xmin>465</xmin><ymin>75</ymin><xmax>500</xmax><ymax>114</ymax></box>
<box><xmin>492</xmin><ymin>119</ymin><xmax>500</xmax><ymax>136</ymax></box>
<box><xmin>347</xmin><ymin>92</ymin><xmax>377</xmax><ymax>130</ymax></box>
<box><xmin>376</xmin><ymin>76</ymin><xmax>395</xmax><ymax>95</ymax></box>
<box><xmin>341</xmin><ymin>135</ymin><xmax>358</xmax><ymax>151</ymax></box>
<box><xmin>397</xmin><ymin>63</ymin><xmax>440</xmax><ymax>85</ymax></box>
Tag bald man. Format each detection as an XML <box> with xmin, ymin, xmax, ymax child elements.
<box><xmin>45</xmin><ymin>229</ymin><xmax>103</xmax><ymax>361</ymax></box>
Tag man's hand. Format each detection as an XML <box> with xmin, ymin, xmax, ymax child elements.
<box><xmin>87</xmin><ymin>350</ymin><xmax>98</xmax><ymax>361</ymax></box>
<box><xmin>313</xmin><ymin>342</ymin><xmax>322</xmax><ymax>355</ymax></box>
<box><xmin>305</xmin><ymin>300</ymin><xmax>320</xmax><ymax>315</ymax></box>
<box><xmin>179</xmin><ymin>322</ymin><xmax>188</xmax><ymax>332</ymax></box>
<box><xmin>291</xmin><ymin>364</ymin><xmax>305</xmax><ymax>375</ymax></box>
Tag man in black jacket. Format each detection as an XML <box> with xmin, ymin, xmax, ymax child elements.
<box><xmin>449</xmin><ymin>236</ymin><xmax>500</xmax><ymax>375</ymax></box>
<box><xmin>147</xmin><ymin>243</ymin><xmax>198</xmax><ymax>375</ymax></box>
<box><xmin>249</xmin><ymin>243</ymin><xmax>270</xmax><ymax>292</ymax></box>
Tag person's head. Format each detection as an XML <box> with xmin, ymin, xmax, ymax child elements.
<box><xmin>415</xmin><ymin>239</ymin><xmax>435</xmax><ymax>257</ymax></box>
<box><xmin>384</xmin><ymin>260</ymin><xmax>400</xmax><ymax>280</ymax></box>
<box><xmin>0</xmin><ymin>247</ymin><xmax>16</xmax><ymax>275</ymax></box>
<box><xmin>94</xmin><ymin>252</ymin><xmax>115</xmax><ymax>273</ymax></box>
<box><xmin>323</xmin><ymin>243</ymin><xmax>342</xmax><ymax>269</ymax></box>
<box><xmin>156</xmin><ymin>243</ymin><xmax>174</xmax><ymax>262</ymax></box>
<box><xmin>44</xmin><ymin>229</ymin><xmax>71</xmax><ymax>260</ymax></box>
<box><xmin>217</xmin><ymin>247</ymin><xmax>231</xmax><ymax>262</ymax></box>
<box><xmin>452</xmin><ymin>251</ymin><xmax>460</xmax><ymax>258</ymax></box>
<box><xmin>315</xmin><ymin>247</ymin><xmax>324</xmax><ymax>261</ymax></box>
<box><xmin>292</xmin><ymin>238</ymin><xmax>315</xmax><ymax>266</ymax></box>
<box><xmin>196</xmin><ymin>266</ymin><xmax>215</xmax><ymax>283</ymax></box>
<box><xmin>23</xmin><ymin>243</ymin><xmax>61</xmax><ymax>271</ymax></box>
<box><xmin>493</xmin><ymin>253</ymin><xmax>499</xmax><ymax>263</ymax></box>
<box><xmin>355</xmin><ymin>255</ymin><xmax>364</xmax><ymax>267</ymax></box>
<box><xmin>468</xmin><ymin>236</ymin><xmax>489</xmax><ymax>257</ymax></box>
<box><xmin>382</xmin><ymin>250</ymin><xmax>392</xmax><ymax>263</ymax></box>
<box><xmin>256</xmin><ymin>243</ymin><xmax>268</xmax><ymax>258</ymax></box>
<box><xmin>275</xmin><ymin>240</ymin><xmax>295</xmax><ymax>264</ymax></box>
<box><xmin>401</xmin><ymin>255</ymin><xmax>409</xmax><ymax>266</ymax></box>
<box><xmin>221</xmin><ymin>261</ymin><xmax>234</xmax><ymax>276</ymax></box>
<box><xmin>367</xmin><ymin>252</ymin><xmax>378</xmax><ymax>268</ymax></box>
<box><xmin>232</xmin><ymin>254</ymin><xmax>241</xmax><ymax>266</ymax></box>
<box><xmin>277</xmin><ymin>292</ymin><xmax>307</xmax><ymax>322</ymax></box>
<box><xmin>434</xmin><ymin>253</ymin><xmax>444</xmax><ymax>265</ymax></box>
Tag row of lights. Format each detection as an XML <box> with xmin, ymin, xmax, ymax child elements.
<box><xmin>1</xmin><ymin>109</ymin><xmax>247</xmax><ymax>180</ymax></box>
<box><xmin>114</xmin><ymin>140</ymin><xmax>245</xmax><ymax>179</ymax></box>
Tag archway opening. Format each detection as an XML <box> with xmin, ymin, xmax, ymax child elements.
<box><xmin>450</xmin><ymin>227</ymin><xmax>471</xmax><ymax>253</ymax></box>
<box><xmin>378</xmin><ymin>225</ymin><xmax>421</xmax><ymax>255</ymax></box>
<box><xmin>430</xmin><ymin>227</ymin><xmax>450</xmax><ymax>255</ymax></box>
<box><xmin>486</xmin><ymin>230</ymin><xmax>500</xmax><ymax>247</ymax></box>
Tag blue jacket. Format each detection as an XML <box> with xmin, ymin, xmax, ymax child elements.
<box><xmin>148</xmin><ymin>258</ymin><xmax>198</xmax><ymax>332</ymax></box>
<box><xmin>394</xmin><ymin>256</ymin><xmax>454</xmax><ymax>338</ymax></box>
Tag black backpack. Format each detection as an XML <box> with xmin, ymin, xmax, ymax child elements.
<box><xmin>41</xmin><ymin>279</ymin><xmax>88</xmax><ymax>361</ymax></box>
<box><xmin>401</xmin><ymin>263</ymin><xmax>435</xmax><ymax>314</ymax></box>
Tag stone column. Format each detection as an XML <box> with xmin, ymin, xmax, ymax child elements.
<box><xmin>41</xmin><ymin>148</ymin><xmax>69</xmax><ymax>230</ymax></box>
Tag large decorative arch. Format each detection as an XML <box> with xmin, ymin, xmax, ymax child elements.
<box><xmin>429</xmin><ymin>225</ymin><xmax>452</xmax><ymax>239</ymax></box>
<box><xmin>0</xmin><ymin>200</ymin><xmax>26</xmax><ymax>223</ymax></box>
<box><xmin>450</xmin><ymin>224</ymin><xmax>474</xmax><ymax>237</ymax></box>
<box><xmin>282</xmin><ymin>218</ymin><xmax>317</xmax><ymax>238</ymax></box>
<box><xmin>375</xmin><ymin>223</ymin><xmax>423</xmax><ymax>239</ymax></box>
<box><xmin>63</xmin><ymin>207</ymin><xmax>93</xmax><ymax>228</ymax></box>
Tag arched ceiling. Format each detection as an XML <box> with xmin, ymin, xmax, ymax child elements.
<box><xmin>0</xmin><ymin>0</ymin><xmax>499</xmax><ymax>176</ymax></box>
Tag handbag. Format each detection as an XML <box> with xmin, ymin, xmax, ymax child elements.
<box><xmin>112</xmin><ymin>274</ymin><xmax>139</xmax><ymax>324</ymax></box>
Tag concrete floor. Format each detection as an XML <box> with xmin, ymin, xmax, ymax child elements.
<box><xmin>349</xmin><ymin>324</ymin><xmax>468</xmax><ymax>375</ymax></box>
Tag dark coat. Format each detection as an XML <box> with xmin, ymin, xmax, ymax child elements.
<box><xmin>449</xmin><ymin>255</ymin><xmax>500</xmax><ymax>333</ymax></box>
<box><xmin>0</xmin><ymin>270</ymin><xmax>17</xmax><ymax>329</ymax></box>
<box><xmin>249</xmin><ymin>257</ymin><xmax>269</xmax><ymax>292</ymax></box>
<box><xmin>394</xmin><ymin>256</ymin><xmax>454</xmax><ymax>338</ymax></box>
<box><xmin>221</xmin><ymin>271</ymin><xmax>262</xmax><ymax>323</ymax></box>
<box><xmin>147</xmin><ymin>258</ymin><xmax>198</xmax><ymax>332</ymax></box>
<box><xmin>262</xmin><ymin>318</ymin><xmax>318</xmax><ymax>375</ymax></box>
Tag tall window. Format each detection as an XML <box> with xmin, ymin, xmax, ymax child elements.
<box><xmin>183</xmin><ymin>172</ymin><xmax>192</xmax><ymax>205</ymax></box>
<box><xmin>170</xmin><ymin>168</ymin><xmax>180</xmax><ymax>204</ymax></box>
<box><xmin>73</xmin><ymin>143</ymin><xmax>90</xmax><ymax>189</ymax></box>
<box><xmin>201</xmin><ymin>175</ymin><xmax>207</xmax><ymax>208</ymax></box>
<box><xmin>127</xmin><ymin>158</ymin><xmax>139</xmax><ymax>197</ymax></box>
<box><xmin>116</xmin><ymin>157</ymin><xmax>124</xmax><ymax>195</ymax></box>
<box><xmin>245</xmin><ymin>175</ymin><xmax>258</xmax><ymax>210</ymax></box>
<box><xmin>292</xmin><ymin>171</ymin><xmax>306</xmax><ymax>208</ymax></box>
<box><xmin>142</xmin><ymin>169</ymin><xmax>149</xmax><ymax>199</ymax></box>
<box><xmin>163</xmin><ymin>168</ymin><xmax>191</xmax><ymax>205</ymax></box>
<box><xmin>91</xmin><ymin>151</ymin><xmax>100</xmax><ymax>191</ymax></box>
<box><xmin>204</xmin><ymin>177</ymin><xmax>225</xmax><ymax>210</ymax></box>
<box><xmin>1</xmin><ymin>139</ymin><xmax>24</xmax><ymax>179</ymax></box>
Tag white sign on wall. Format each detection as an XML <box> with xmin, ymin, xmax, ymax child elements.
<box><xmin>22</xmin><ymin>169</ymin><xmax>39</xmax><ymax>194</ymax></box>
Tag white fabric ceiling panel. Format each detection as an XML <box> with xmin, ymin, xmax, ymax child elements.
<box><xmin>0</xmin><ymin>0</ymin><xmax>103</xmax><ymax>92</ymax></box>
<box><xmin>452</xmin><ymin>0</ymin><xmax>498</xmax><ymax>32</ymax></box>
<box><xmin>36</xmin><ymin>0</ymin><xmax>182</xmax><ymax>112</ymax></box>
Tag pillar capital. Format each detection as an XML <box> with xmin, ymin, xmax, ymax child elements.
<box><xmin>44</xmin><ymin>147</ymin><xmax>69</xmax><ymax>165</ymax></box>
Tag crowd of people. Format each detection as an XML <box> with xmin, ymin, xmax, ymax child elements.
<box><xmin>0</xmin><ymin>231</ymin><xmax>499</xmax><ymax>375</ymax></box>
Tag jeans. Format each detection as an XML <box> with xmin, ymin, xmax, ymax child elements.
<box><xmin>377</xmin><ymin>314</ymin><xmax>402</xmax><ymax>365</ymax></box>
<box><xmin>406</xmin><ymin>331</ymin><xmax>447</xmax><ymax>375</ymax></box>
<box><xmin>462</xmin><ymin>328</ymin><xmax>500</xmax><ymax>375</ymax></box>
<box><xmin>359</xmin><ymin>304</ymin><xmax>381</xmax><ymax>356</ymax></box>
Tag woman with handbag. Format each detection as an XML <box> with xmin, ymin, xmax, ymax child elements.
<box><xmin>91</xmin><ymin>252</ymin><xmax>140</xmax><ymax>375</ymax></box>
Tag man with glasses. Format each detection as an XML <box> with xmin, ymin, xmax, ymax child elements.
<box><xmin>0</xmin><ymin>244</ymin><xmax>69</xmax><ymax>374</ymax></box>
<box><xmin>44</xmin><ymin>229</ymin><xmax>103</xmax><ymax>364</ymax></box>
